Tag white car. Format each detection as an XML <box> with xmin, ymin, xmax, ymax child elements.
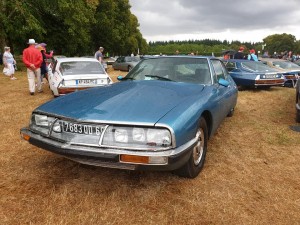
<box><xmin>48</xmin><ymin>57</ymin><xmax>113</xmax><ymax>97</ymax></box>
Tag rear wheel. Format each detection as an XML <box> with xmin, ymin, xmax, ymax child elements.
<box><xmin>174</xmin><ymin>117</ymin><xmax>208</xmax><ymax>178</ymax></box>
<box><xmin>128</xmin><ymin>66</ymin><xmax>132</xmax><ymax>71</ymax></box>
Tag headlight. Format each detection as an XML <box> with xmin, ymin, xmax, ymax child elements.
<box><xmin>30</xmin><ymin>114</ymin><xmax>60</xmax><ymax>134</ymax></box>
<box><xmin>132</xmin><ymin>128</ymin><xmax>146</xmax><ymax>142</ymax></box>
<box><xmin>34</xmin><ymin>114</ymin><xmax>55</xmax><ymax>127</ymax></box>
<box><xmin>101</xmin><ymin>126</ymin><xmax>172</xmax><ymax>150</ymax></box>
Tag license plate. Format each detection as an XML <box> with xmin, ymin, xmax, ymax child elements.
<box><xmin>61</xmin><ymin>121</ymin><xmax>105</xmax><ymax>135</ymax></box>
<box><xmin>77</xmin><ymin>79</ymin><xmax>97</xmax><ymax>85</ymax></box>
<box><xmin>264</xmin><ymin>74</ymin><xmax>276</xmax><ymax>79</ymax></box>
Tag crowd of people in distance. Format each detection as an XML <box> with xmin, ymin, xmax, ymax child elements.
<box><xmin>227</xmin><ymin>46</ymin><xmax>300</xmax><ymax>62</ymax></box>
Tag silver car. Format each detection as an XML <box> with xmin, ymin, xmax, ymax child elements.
<box><xmin>112</xmin><ymin>56</ymin><xmax>140</xmax><ymax>71</ymax></box>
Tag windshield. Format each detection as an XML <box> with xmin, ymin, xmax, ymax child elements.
<box><xmin>272</xmin><ymin>61</ymin><xmax>300</xmax><ymax>69</ymax></box>
<box><xmin>125</xmin><ymin>57</ymin><xmax>212</xmax><ymax>85</ymax></box>
<box><xmin>241</xmin><ymin>61</ymin><xmax>277</xmax><ymax>72</ymax></box>
<box><xmin>60</xmin><ymin>61</ymin><xmax>105</xmax><ymax>75</ymax></box>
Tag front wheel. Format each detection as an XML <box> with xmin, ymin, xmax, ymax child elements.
<box><xmin>297</xmin><ymin>93</ymin><xmax>300</xmax><ymax>123</ymax></box>
<box><xmin>174</xmin><ymin>117</ymin><xmax>208</xmax><ymax>178</ymax></box>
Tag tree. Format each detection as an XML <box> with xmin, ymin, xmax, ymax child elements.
<box><xmin>92</xmin><ymin>0</ymin><xmax>147</xmax><ymax>56</ymax></box>
<box><xmin>263</xmin><ymin>33</ymin><xmax>296</xmax><ymax>55</ymax></box>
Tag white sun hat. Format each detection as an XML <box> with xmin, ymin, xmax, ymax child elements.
<box><xmin>28</xmin><ymin>39</ymin><xmax>36</xmax><ymax>44</ymax></box>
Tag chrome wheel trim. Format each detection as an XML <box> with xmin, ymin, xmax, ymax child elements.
<box><xmin>193</xmin><ymin>128</ymin><xmax>204</xmax><ymax>166</ymax></box>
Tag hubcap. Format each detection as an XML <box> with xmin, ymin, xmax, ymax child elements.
<box><xmin>193</xmin><ymin>128</ymin><xmax>204</xmax><ymax>165</ymax></box>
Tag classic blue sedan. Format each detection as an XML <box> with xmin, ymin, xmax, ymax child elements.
<box><xmin>20</xmin><ymin>56</ymin><xmax>238</xmax><ymax>178</ymax></box>
<box><xmin>223</xmin><ymin>59</ymin><xmax>284</xmax><ymax>90</ymax></box>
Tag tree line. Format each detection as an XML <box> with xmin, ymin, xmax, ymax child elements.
<box><xmin>148</xmin><ymin>34</ymin><xmax>300</xmax><ymax>56</ymax></box>
<box><xmin>0</xmin><ymin>0</ymin><xmax>148</xmax><ymax>56</ymax></box>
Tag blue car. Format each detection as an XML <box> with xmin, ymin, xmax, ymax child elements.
<box><xmin>20</xmin><ymin>56</ymin><xmax>238</xmax><ymax>178</ymax></box>
<box><xmin>223</xmin><ymin>59</ymin><xmax>284</xmax><ymax>90</ymax></box>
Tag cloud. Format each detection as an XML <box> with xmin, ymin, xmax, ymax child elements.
<box><xmin>129</xmin><ymin>0</ymin><xmax>300</xmax><ymax>42</ymax></box>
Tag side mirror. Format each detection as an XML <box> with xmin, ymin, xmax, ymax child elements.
<box><xmin>117</xmin><ymin>76</ymin><xmax>124</xmax><ymax>81</ymax></box>
<box><xmin>218</xmin><ymin>78</ymin><xmax>229</xmax><ymax>87</ymax></box>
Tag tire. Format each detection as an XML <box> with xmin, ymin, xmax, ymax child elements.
<box><xmin>227</xmin><ymin>108</ymin><xmax>235</xmax><ymax>117</ymax></box>
<box><xmin>174</xmin><ymin>117</ymin><xmax>208</xmax><ymax>178</ymax></box>
<box><xmin>296</xmin><ymin>93</ymin><xmax>300</xmax><ymax>123</ymax></box>
<box><xmin>237</xmin><ymin>85</ymin><xmax>246</xmax><ymax>91</ymax></box>
<box><xmin>296</xmin><ymin>110</ymin><xmax>300</xmax><ymax>123</ymax></box>
<box><xmin>128</xmin><ymin>66</ymin><xmax>132</xmax><ymax>71</ymax></box>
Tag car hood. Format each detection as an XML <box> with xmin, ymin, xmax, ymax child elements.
<box><xmin>36</xmin><ymin>81</ymin><xmax>205</xmax><ymax>125</ymax></box>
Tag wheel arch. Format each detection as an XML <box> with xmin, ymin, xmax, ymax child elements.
<box><xmin>201</xmin><ymin>110</ymin><xmax>213</xmax><ymax>139</ymax></box>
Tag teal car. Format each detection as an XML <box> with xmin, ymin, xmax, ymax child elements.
<box><xmin>21</xmin><ymin>56</ymin><xmax>238</xmax><ymax>178</ymax></box>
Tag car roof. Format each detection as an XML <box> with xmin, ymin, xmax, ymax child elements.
<box><xmin>259</xmin><ymin>58</ymin><xmax>288</xmax><ymax>62</ymax></box>
<box><xmin>143</xmin><ymin>55</ymin><xmax>218</xmax><ymax>60</ymax></box>
<box><xmin>56</xmin><ymin>57</ymin><xmax>99</xmax><ymax>63</ymax></box>
<box><xmin>223</xmin><ymin>59</ymin><xmax>253</xmax><ymax>62</ymax></box>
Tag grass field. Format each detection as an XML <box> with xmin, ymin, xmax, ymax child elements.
<box><xmin>0</xmin><ymin>66</ymin><xmax>299</xmax><ymax>225</ymax></box>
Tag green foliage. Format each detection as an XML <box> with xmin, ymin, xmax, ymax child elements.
<box><xmin>0</xmin><ymin>0</ymin><xmax>147</xmax><ymax>56</ymax></box>
<box><xmin>263</xmin><ymin>33</ymin><xmax>296</xmax><ymax>55</ymax></box>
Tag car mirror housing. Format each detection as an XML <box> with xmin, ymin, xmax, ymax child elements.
<box><xmin>117</xmin><ymin>76</ymin><xmax>124</xmax><ymax>81</ymax></box>
<box><xmin>218</xmin><ymin>78</ymin><xmax>229</xmax><ymax>87</ymax></box>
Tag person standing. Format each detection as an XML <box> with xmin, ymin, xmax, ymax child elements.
<box><xmin>234</xmin><ymin>46</ymin><xmax>246</xmax><ymax>59</ymax></box>
<box><xmin>248</xmin><ymin>49</ymin><xmax>258</xmax><ymax>61</ymax></box>
<box><xmin>22</xmin><ymin>39</ymin><xmax>43</xmax><ymax>95</ymax></box>
<box><xmin>95</xmin><ymin>46</ymin><xmax>107</xmax><ymax>71</ymax></box>
<box><xmin>95</xmin><ymin>47</ymin><xmax>104</xmax><ymax>63</ymax></box>
<box><xmin>3</xmin><ymin>46</ymin><xmax>17</xmax><ymax>80</ymax></box>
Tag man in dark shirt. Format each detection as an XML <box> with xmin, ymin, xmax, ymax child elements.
<box><xmin>234</xmin><ymin>46</ymin><xmax>246</xmax><ymax>59</ymax></box>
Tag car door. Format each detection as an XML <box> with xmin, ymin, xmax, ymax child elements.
<box><xmin>211</xmin><ymin>59</ymin><xmax>236</xmax><ymax>124</ymax></box>
<box><xmin>114</xmin><ymin>57</ymin><xmax>123</xmax><ymax>70</ymax></box>
<box><xmin>121</xmin><ymin>57</ymin><xmax>129</xmax><ymax>71</ymax></box>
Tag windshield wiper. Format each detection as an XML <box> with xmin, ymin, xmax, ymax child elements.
<box><xmin>145</xmin><ymin>75</ymin><xmax>173</xmax><ymax>81</ymax></box>
<box><xmin>121</xmin><ymin>77</ymin><xmax>135</xmax><ymax>80</ymax></box>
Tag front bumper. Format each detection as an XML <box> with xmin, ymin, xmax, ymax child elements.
<box><xmin>20</xmin><ymin>127</ymin><xmax>195</xmax><ymax>171</ymax></box>
<box><xmin>255</xmin><ymin>79</ymin><xmax>285</xmax><ymax>86</ymax></box>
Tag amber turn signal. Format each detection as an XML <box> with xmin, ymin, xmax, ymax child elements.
<box><xmin>21</xmin><ymin>132</ymin><xmax>31</xmax><ymax>141</ymax></box>
<box><xmin>120</xmin><ymin>155</ymin><xmax>149</xmax><ymax>164</ymax></box>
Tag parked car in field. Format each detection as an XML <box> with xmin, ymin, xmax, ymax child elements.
<box><xmin>112</xmin><ymin>56</ymin><xmax>140</xmax><ymax>71</ymax></box>
<box><xmin>294</xmin><ymin>59</ymin><xmax>300</xmax><ymax>66</ymax></box>
<box><xmin>296</xmin><ymin>79</ymin><xmax>300</xmax><ymax>122</ymax></box>
<box><xmin>260</xmin><ymin>58</ymin><xmax>300</xmax><ymax>87</ymax></box>
<box><xmin>104</xmin><ymin>57</ymin><xmax>117</xmax><ymax>65</ymax></box>
<box><xmin>223</xmin><ymin>59</ymin><xmax>284</xmax><ymax>90</ymax></box>
<box><xmin>20</xmin><ymin>56</ymin><xmax>238</xmax><ymax>178</ymax></box>
<box><xmin>48</xmin><ymin>57</ymin><xmax>113</xmax><ymax>96</ymax></box>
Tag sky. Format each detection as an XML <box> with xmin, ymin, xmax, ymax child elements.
<box><xmin>129</xmin><ymin>0</ymin><xmax>300</xmax><ymax>43</ymax></box>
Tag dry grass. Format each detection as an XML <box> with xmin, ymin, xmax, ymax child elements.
<box><xmin>0</xmin><ymin>65</ymin><xmax>299</xmax><ymax>225</ymax></box>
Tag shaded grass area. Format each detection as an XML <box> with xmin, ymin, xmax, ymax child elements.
<box><xmin>0</xmin><ymin>67</ymin><xmax>299</xmax><ymax>225</ymax></box>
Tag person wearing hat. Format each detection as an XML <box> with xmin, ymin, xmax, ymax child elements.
<box><xmin>248</xmin><ymin>49</ymin><xmax>258</xmax><ymax>61</ymax></box>
<box><xmin>234</xmin><ymin>46</ymin><xmax>246</xmax><ymax>59</ymax></box>
<box><xmin>2</xmin><ymin>46</ymin><xmax>17</xmax><ymax>80</ymax></box>
<box><xmin>22</xmin><ymin>39</ymin><xmax>43</xmax><ymax>95</ymax></box>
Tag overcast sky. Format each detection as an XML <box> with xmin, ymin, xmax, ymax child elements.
<box><xmin>129</xmin><ymin>0</ymin><xmax>300</xmax><ymax>43</ymax></box>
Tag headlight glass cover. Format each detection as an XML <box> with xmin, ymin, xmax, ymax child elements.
<box><xmin>101</xmin><ymin>126</ymin><xmax>172</xmax><ymax>150</ymax></box>
<box><xmin>30</xmin><ymin>114</ymin><xmax>58</xmax><ymax>135</ymax></box>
